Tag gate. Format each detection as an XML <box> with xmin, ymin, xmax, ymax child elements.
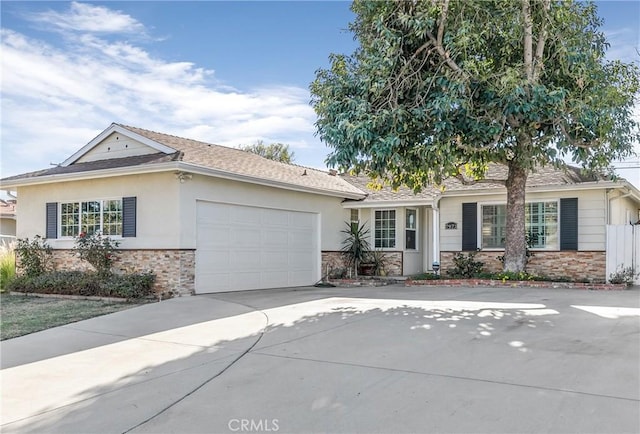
<box><xmin>606</xmin><ymin>225</ymin><xmax>640</xmax><ymax>284</ymax></box>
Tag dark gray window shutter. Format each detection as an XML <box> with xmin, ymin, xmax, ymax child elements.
<box><xmin>461</xmin><ymin>202</ymin><xmax>477</xmax><ymax>251</ymax></box>
<box><xmin>560</xmin><ymin>198</ymin><xmax>578</xmax><ymax>251</ymax></box>
<box><xmin>46</xmin><ymin>202</ymin><xmax>58</xmax><ymax>239</ymax></box>
<box><xmin>122</xmin><ymin>197</ymin><xmax>137</xmax><ymax>237</ymax></box>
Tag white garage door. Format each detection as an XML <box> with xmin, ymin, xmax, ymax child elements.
<box><xmin>195</xmin><ymin>201</ymin><xmax>319</xmax><ymax>293</ymax></box>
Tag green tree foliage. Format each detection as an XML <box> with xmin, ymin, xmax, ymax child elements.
<box><xmin>311</xmin><ymin>0</ymin><xmax>640</xmax><ymax>272</ymax></box>
<box><xmin>240</xmin><ymin>141</ymin><xmax>296</xmax><ymax>164</ymax></box>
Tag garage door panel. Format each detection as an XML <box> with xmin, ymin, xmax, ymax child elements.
<box><xmin>289</xmin><ymin>230</ymin><xmax>314</xmax><ymax>248</ymax></box>
<box><xmin>234</xmin><ymin>229</ymin><xmax>260</xmax><ymax>246</ymax></box>
<box><xmin>263</xmin><ymin>230</ymin><xmax>289</xmax><ymax>247</ymax></box>
<box><xmin>198</xmin><ymin>203</ymin><xmax>229</xmax><ymax>223</ymax></box>
<box><xmin>263</xmin><ymin>250</ymin><xmax>288</xmax><ymax>268</ymax></box>
<box><xmin>234</xmin><ymin>207</ymin><xmax>261</xmax><ymax>225</ymax></box>
<box><xmin>198</xmin><ymin>228</ymin><xmax>231</xmax><ymax>248</ymax></box>
<box><xmin>289</xmin><ymin>212</ymin><xmax>314</xmax><ymax>229</ymax></box>
<box><xmin>196</xmin><ymin>202</ymin><xmax>319</xmax><ymax>293</ymax></box>
<box><xmin>230</xmin><ymin>250</ymin><xmax>261</xmax><ymax>269</ymax></box>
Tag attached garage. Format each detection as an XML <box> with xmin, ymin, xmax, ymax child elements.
<box><xmin>195</xmin><ymin>201</ymin><xmax>320</xmax><ymax>293</ymax></box>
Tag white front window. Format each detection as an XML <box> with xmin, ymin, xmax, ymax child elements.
<box><xmin>405</xmin><ymin>208</ymin><xmax>417</xmax><ymax>250</ymax></box>
<box><xmin>375</xmin><ymin>210</ymin><xmax>396</xmax><ymax>248</ymax></box>
<box><xmin>481</xmin><ymin>201</ymin><xmax>558</xmax><ymax>249</ymax></box>
<box><xmin>60</xmin><ymin>199</ymin><xmax>123</xmax><ymax>237</ymax></box>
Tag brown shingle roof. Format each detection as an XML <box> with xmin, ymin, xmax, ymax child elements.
<box><xmin>0</xmin><ymin>124</ymin><xmax>365</xmax><ymax>198</ymax></box>
<box><xmin>120</xmin><ymin>125</ymin><xmax>364</xmax><ymax>197</ymax></box>
<box><xmin>0</xmin><ymin>152</ymin><xmax>179</xmax><ymax>182</ymax></box>
<box><xmin>342</xmin><ymin>163</ymin><xmax>606</xmax><ymax>203</ymax></box>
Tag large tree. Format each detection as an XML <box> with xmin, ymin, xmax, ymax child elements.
<box><xmin>240</xmin><ymin>141</ymin><xmax>296</xmax><ymax>164</ymax></box>
<box><xmin>311</xmin><ymin>0</ymin><xmax>639</xmax><ymax>272</ymax></box>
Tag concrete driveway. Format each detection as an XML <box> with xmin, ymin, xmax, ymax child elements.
<box><xmin>1</xmin><ymin>285</ymin><xmax>639</xmax><ymax>433</ymax></box>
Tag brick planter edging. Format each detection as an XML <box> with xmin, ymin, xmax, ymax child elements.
<box><xmin>405</xmin><ymin>279</ymin><xmax>629</xmax><ymax>290</ymax></box>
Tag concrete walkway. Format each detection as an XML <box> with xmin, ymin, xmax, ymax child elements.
<box><xmin>1</xmin><ymin>285</ymin><xmax>639</xmax><ymax>433</ymax></box>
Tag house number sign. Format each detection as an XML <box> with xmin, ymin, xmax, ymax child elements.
<box><xmin>445</xmin><ymin>222</ymin><xmax>457</xmax><ymax>230</ymax></box>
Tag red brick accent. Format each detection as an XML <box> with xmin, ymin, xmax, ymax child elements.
<box><xmin>406</xmin><ymin>279</ymin><xmax>627</xmax><ymax>290</ymax></box>
<box><xmin>440</xmin><ymin>250</ymin><xmax>606</xmax><ymax>282</ymax></box>
<box><xmin>46</xmin><ymin>249</ymin><xmax>195</xmax><ymax>296</ymax></box>
<box><xmin>321</xmin><ymin>250</ymin><xmax>404</xmax><ymax>278</ymax></box>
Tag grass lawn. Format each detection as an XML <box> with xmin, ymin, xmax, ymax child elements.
<box><xmin>0</xmin><ymin>293</ymin><xmax>146</xmax><ymax>340</ymax></box>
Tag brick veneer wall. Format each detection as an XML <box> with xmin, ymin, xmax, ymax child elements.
<box><xmin>321</xmin><ymin>250</ymin><xmax>403</xmax><ymax>278</ymax></box>
<box><xmin>46</xmin><ymin>249</ymin><xmax>196</xmax><ymax>296</ymax></box>
<box><xmin>440</xmin><ymin>250</ymin><xmax>606</xmax><ymax>282</ymax></box>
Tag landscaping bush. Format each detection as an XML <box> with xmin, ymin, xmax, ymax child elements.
<box><xmin>75</xmin><ymin>232</ymin><xmax>120</xmax><ymax>275</ymax></box>
<box><xmin>447</xmin><ymin>251</ymin><xmax>484</xmax><ymax>278</ymax></box>
<box><xmin>609</xmin><ymin>266</ymin><xmax>639</xmax><ymax>286</ymax></box>
<box><xmin>7</xmin><ymin>271</ymin><xmax>156</xmax><ymax>299</ymax></box>
<box><xmin>15</xmin><ymin>236</ymin><xmax>52</xmax><ymax>277</ymax></box>
<box><xmin>0</xmin><ymin>243</ymin><xmax>16</xmax><ymax>291</ymax></box>
<box><xmin>410</xmin><ymin>272</ymin><xmax>441</xmax><ymax>280</ymax></box>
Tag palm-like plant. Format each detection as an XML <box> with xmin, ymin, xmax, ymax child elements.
<box><xmin>341</xmin><ymin>221</ymin><xmax>371</xmax><ymax>278</ymax></box>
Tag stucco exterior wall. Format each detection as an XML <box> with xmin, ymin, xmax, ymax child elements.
<box><xmin>16</xmin><ymin>172</ymin><xmax>181</xmax><ymax>249</ymax></box>
<box><xmin>439</xmin><ymin>189</ymin><xmax>607</xmax><ymax>252</ymax></box>
<box><xmin>178</xmin><ymin>174</ymin><xmax>350</xmax><ymax>251</ymax></box>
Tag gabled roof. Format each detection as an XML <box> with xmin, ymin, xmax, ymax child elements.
<box><xmin>0</xmin><ymin>123</ymin><xmax>366</xmax><ymax>199</ymax></box>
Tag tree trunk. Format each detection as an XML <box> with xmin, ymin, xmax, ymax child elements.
<box><xmin>503</xmin><ymin>160</ymin><xmax>528</xmax><ymax>272</ymax></box>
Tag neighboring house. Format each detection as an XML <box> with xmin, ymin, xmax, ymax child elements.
<box><xmin>1</xmin><ymin>123</ymin><xmax>638</xmax><ymax>294</ymax></box>
<box><xmin>0</xmin><ymin>199</ymin><xmax>17</xmax><ymax>245</ymax></box>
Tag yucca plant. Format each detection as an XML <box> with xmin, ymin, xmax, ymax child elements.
<box><xmin>0</xmin><ymin>242</ymin><xmax>16</xmax><ymax>291</ymax></box>
<box><xmin>341</xmin><ymin>221</ymin><xmax>371</xmax><ymax>278</ymax></box>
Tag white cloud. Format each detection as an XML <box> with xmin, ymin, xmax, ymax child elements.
<box><xmin>0</xmin><ymin>10</ymin><xmax>325</xmax><ymax>179</ymax></box>
<box><xmin>27</xmin><ymin>2</ymin><xmax>146</xmax><ymax>35</ymax></box>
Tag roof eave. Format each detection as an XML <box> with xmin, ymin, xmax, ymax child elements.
<box><xmin>439</xmin><ymin>180</ymin><xmax>633</xmax><ymax>197</ymax></box>
<box><xmin>0</xmin><ymin>162</ymin><xmax>182</xmax><ymax>189</ymax></box>
<box><xmin>342</xmin><ymin>199</ymin><xmax>436</xmax><ymax>208</ymax></box>
<box><xmin>179</xmin><ymin>163</ymin><xmax>366</xmax><ymax>200</ymax></box>
<box><xmin>1</xmin><ymin>161</ymin><xmax>366</xmax><ymax>200</ymax></box>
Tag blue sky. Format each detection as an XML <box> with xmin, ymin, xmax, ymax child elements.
<box><xmin>1</xmin><ymin>1</ymin><xmax>638</xmax><ymax>188</ymax></box>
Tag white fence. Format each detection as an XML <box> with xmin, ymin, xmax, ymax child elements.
<box><xmin>606</xmin><ymin>225</ymin><xmax>640</xmax><ymax>284</ymax></box>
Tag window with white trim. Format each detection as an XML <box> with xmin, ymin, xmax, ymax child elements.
<box><xmin>405</xmin><ymin>208</ymin><xmax>417</xmax><ymax>250</ymax></box>
<box><xmin>481</xmin><ymin>201</ymin><xmax>558</xmax><ymax>249</ymax></box>
<box><xmin>375</xmin><ymin>210</ymin><xmax>396</xmax><ymax>248</ymax></box>
<box><xmin>350</xmin><ymin>209</ymin><xmax>360</xmax><ymax>232</ymax></box>
<box><xmin>60</xmin><ymin>199</ymin><xmax>123</xmax><ymax>237</ymax></box>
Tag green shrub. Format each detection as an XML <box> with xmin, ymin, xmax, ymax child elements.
<box><xmin>7</xmin><ymin>271</ymin><xmax>156</xmax><ymax>299</ymax></box>
<box><xmin>0</xmin><ymin>243</ymin><xmax>16</xmax><ymax>291</ymax></box>
<box><xmin>609</xmin><ymin>266</ymin><xmax>639</xmax><ymax>286</ymax></box>
<box><xmin>447</xmin><ymin>251</ymin><xmax>484</xmax><ymax>278</ymax></box>
<box><xmin>410</xmin><ymin>273</ymin><xmax>441</xmax><ymax>280</ymax></box>
<box><xmin>15</xmin><ymin>236</ymin><xmax>52</xmax><ymax>277</ymax></box>
<box><xmin>75</xmin><ymin>232</ymin><xmax>120</xmax><ymax>275</ymax></box>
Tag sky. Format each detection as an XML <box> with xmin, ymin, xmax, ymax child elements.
<box><xmin>1</xmin><ymin>1</ymin><xmax>639</xmax><ymax>189</ymax></box>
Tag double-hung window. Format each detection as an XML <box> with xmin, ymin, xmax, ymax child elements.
<box><xmin>350</xmin><ymin>209</ymin><xmax>360</xmax><ymax>232</ymax></box>
<box><xmin>481</xmin><ymin>201</ymin><xmax>558</xmax><ymax>249</ymax></box>
<box><xmin>60</xmin><ymin>199</ymin><xmax>123</xmax><ymax>237</ymax></box>
<box><xmin>375</xmin><ymin>210</ymin><xmax>396</xmax><ymax>248</ymax></box>
<box><xmin>405</xmin><ymin>208</ymin><xmax>417</xmax><ymax>250</ymax></box>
